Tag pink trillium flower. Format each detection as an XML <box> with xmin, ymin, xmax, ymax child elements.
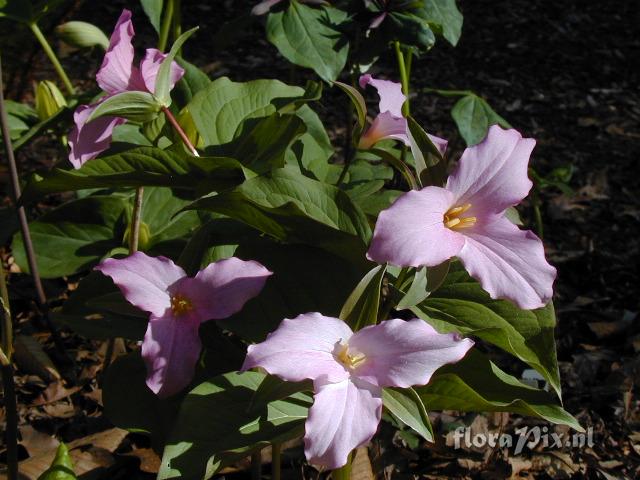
<box><xmin>96</xmin><ymin>252</ymin><xmax>272</xmax><ymax>398</ymax></box>
<box><xmin>367</xmin><ymin>125</ymin><xmax>557</xmax><ymax>310</ymax></box>
<box><xmin>363</xmin><ymin>0</ymin><xmax>387</xmax><ymax>29</ymax></box>
<box><xmin>68</xmin><ymin>9</ymin><xmax>185</xmax><ymax>168</ymax></box>
<box><xmin>358</xmin><ymin>74</ymin><xmax>448</xmax><ymax>156</ymax></box>
<box><xmin>242</xmin><ymin>313</ymin><xmax>473</xmax><ymax>469</ymax></box>
<box><xmin>251</xmin><ymin>0</ymin><xmax>326</xmax><ymax>15</ymax></box>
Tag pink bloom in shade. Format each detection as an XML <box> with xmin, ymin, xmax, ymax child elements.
<box><xmin>251</xmin><ymin>0</ymin><xmax>326</xmax><ymax>15</ymax></box>
<box><xmin>96</xmin><ymin>252</ymin><xmax>272</xmax><ymax>398</ymax></box>
<box><xmin>242</xmin><ymin>313</ymin><xmax>473</xmax><ymax>469</ymax></box>
<box><xmin>367</xmin><ymin>125</ymin><xmax>557</xmax><ymax>310</ymax></box>
<box><xmin>68</xmin><ymin>9</ymin><xmax>185</xmax><ymax>168</ymax></box>
<box><xmin>358</xmin><ymin>74</ymin><xmax>448</xmax><ymax>155</ymax></box>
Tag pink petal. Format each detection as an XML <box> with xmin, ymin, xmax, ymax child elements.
<box><xmin>251</xmin><ymin>0</ymin><xmax>283</xmax><ymax>15</ymax></box>
<box><xmin>348</xmin><ymin>319</ymin><xmax>474</xmax><ymax>388</ymax></box>
<box><xmin>358</xmin><ymin>111</ymin><xmax>409</xmax><ymax>149</ymax></box>
<box><xmin>179</xmin><ymin>257</ymin><xmax>272</xmax><ymax>322</ymax></box>
<box><xmin>428</xmin><ymin>133</ymin><xmax>448</xmax><ymax>157</ymax></box>
<box><xmin>141</xmin><ymin>313</ymin><xmax>201</xmax><ymax>397</ymax></box>
<box><xmin>95</xmin><ymin>252</ymin><xmax>186</xmax><ymax>317</ymax></box>
<box><xmin>68</xmin><ymin>104</ymin><xmax>124</xmax><ymax>168</ymax></box>
<box><xmin>304</xmin><ymin>378</ymin><xmax>382</xmax><ymax>469</ymax></box>
<box><xmin>96</xmin><ymin>9</ymin><xmax>145</xmax><ymax>94</ymax></box>
<box><xmin>242</xmin><ymin>313</ymin><xmax>353</xmax><ymax>383</ymax></box>
<box><xmin>367</xmin><ymin>187</ymin><xmax>465</xmax><ymax>267</ymax></box>
<box><xmin>369</xmin><ymin>12</ymin><xmax>387</xmax><ymax>29</ymax></box>
<box><xmin>457</xmin><ymin>215</ymin><xmax>557</xmax><ymax>309</ymax></box>
<box><xmin>139</xmin><ymin>48</ymin><xmax>185</xmax><ymax>95</ymax></box>
<box><xmin>446</xmin><ymin>125</ymin><xmax>535</xmax><ymax>214</ymax></box>
<box><xmin>359</xmin><ymin>74</ymin><xmax>405</xmax><ymax>117</ymax></box>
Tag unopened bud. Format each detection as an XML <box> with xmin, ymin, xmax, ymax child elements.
<box><xmin>55</xmin><ymin>21</ymin><xmax>109</xmax><ymax>50</ymax></box>
<box><xmin>35</xmin><ymin>80</ymin><xmax>66</xmax><ymax>121</ymax></box>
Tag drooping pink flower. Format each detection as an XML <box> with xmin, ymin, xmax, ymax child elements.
<box><xmin>96</xmin><ymin>252</ymin><xmax>272</xmax><ymax>398</ymax></box>
<box><xmin>68</xmin><ymin>9</ymin><xmax>185</xmax><ymax>168</ymax></box>
<box><xmin>243</xmin><ymin>313</ymin><xmax>473</xmax><ymax>469</ymax></box>
<box><xmin>251</xmin><ymin>0</ymin><xmax>326</xmax><ymax>16</ymax></box>
<box><xmin>358</xmin><ymin>74</ymin><xmax>448</xmax><ymax>155</ymax></box>
<box><xmin>367</xmin><ymin>125</ymin><xmax>557</xmax><ymax>310</ymax></box>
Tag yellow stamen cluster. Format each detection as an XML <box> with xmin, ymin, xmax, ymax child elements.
<box><xmin>443</xmin><ymin>203</ymin><xmax>477</xmax><ymax>230</ymax></box>
<box><xmin>336</xmin><ymin>343</ymin><xmax>367</xmax><ymax>370</ymax></box>
<box><xmin>170</xmin><ymin>294</ymin><xmax>194</xmax><ymax>316</ymax></box>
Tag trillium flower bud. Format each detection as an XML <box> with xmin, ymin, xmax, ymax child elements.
<box><xmin>35</xmin><ymin>80</ymin><xmax>66</xmax><ymax>121</ymax></box>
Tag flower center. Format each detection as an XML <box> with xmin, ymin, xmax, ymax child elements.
<box><xmin>335</xmin><ymin>342</ymin><xmax>367</xmax><ymax>370</ymax></box>
<box><xmin>170</xmin><ymin>294</ymin><xmax>193</xmax><ymax>316</ymax></box>
<box><xmin>443</xmin><ymin>203</ymin><xmax>477</xmax><ymax>230</ymax></box>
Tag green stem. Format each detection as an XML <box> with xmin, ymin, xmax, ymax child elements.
<box><xmin>331</xmin><ymin>453</ymin><xmax>352</xmax><ymax>480</ymax></box>
<box><xmin>271</xmin><ymin>443</ymin><xmax>282</xmax><ymax>480</ymax></box>
<box><xmin>172</xmin><ymin>0</ymin><xmax>182</xmax><ymax>43</ymax></box>
<box><xmin>162</xmin><ymin>106</ymin><xmax>199</xmax><ymax>156</ymax></box>
<box><xmin>394</xmin><ymin>41</ymin><xmax>410</xmax><ymax>117</ymax></box>
<box><xmin>378</xmin><ymin>267</ymin><xmax>410</xmax><ymax>322</ymax></box>
<box><xmin>29</xmin><ymin>22</ymin><xmax>74</xmax><ymax>95</ymax></box>
<box><xmin>129</xmin><ymin>187</ymin><xmax>144</xmax><ymax>253</ymax></box>
<box><xmin>158</xmin><ymin>0</ymin><xmax>175</xmax><ymax>52</ymax></box>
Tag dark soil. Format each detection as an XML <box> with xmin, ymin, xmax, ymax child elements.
<box><xmin>1</xmin><ymin>0</ymin><xmax>639</xmax><ymax>478</ymax></box>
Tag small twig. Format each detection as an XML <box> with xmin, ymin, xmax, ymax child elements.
<box><xmin>251</xmin><ymin>451</ymin><xmax>262</xmax><ymax>480</ymax></box>
<box><xmin>162</xmin><ymin>106</ymin><xmax>199</xmax><ymax>156</ymax></box>
<box><xmin>272</xmin><ymin>443</ymin><xmax>282</xmax><ymax>480</ymax></box>
<box><xmin>0</xmin><ymin>54</ymin><xmax>66</xmax><ymax>356</ymax></box>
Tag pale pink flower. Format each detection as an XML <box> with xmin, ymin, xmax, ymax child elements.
<box><xmin>243</xmin><ymin>313</ymin><xmax>473</xmax><ymax>468</ymax></box>
<box><xmin>68</xmin><ymin>9</ymin><xmax>184</xmax><ymax>168</ymax></box>
<box><xmin>358</xmin><ymin>74</ymin><xmax>448</xmax><ymax>155</ymax></box>
<box><xmin>96</xmin><ymin>252</ymin><xmax>272</xmax><ymax>397</ymax></box>
<box><xmin>368</xmin><ymin>125</ymin><xmax>557</xmax><ymax>310</ymax></box>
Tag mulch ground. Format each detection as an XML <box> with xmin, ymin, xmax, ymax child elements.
<box><xmin>1</xmin><ymin>0</ymin><xmax>639</xmax><ymax>478</ymax></box>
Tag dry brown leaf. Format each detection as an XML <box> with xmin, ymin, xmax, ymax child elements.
<box><xmin>31</xmin><ymin>381</ymin><xmax>81</xmax><ymax>406</ymax></box>
<box><xmin>18</xmin><ymin>425</ymin><xmax>59</xmax><ymax>457</ymax></box>
<box><xmin>351</xmin><ymin>447</ymin><xmax>374</xmax><ymax>480</ymax></box>
<box><xmin>508</xmin><ymin>456</ymin><xmax>532</xmax><ymax>478</ymax></box>
<box><xmin>123</xmin><ymin>447</ymin><xmax>161</xmax><ymax>474</ymax></box>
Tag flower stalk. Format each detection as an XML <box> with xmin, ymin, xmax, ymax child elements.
<box><xmin>29</xmin><ymin>22</ymin><xmax>75</xmax><ymax>95</ymax></box>
<box><xmin>272</xmin><ymin>443</ymin><xmax>282</xmax><ymax>480</ymax></box>
<box><xmin>162</xmin><ymin>106</ymin><xmax>199</xmax><ymax>156</ymax></box>
<box><xmin>158</xmin><ymin>0</ymin><xmax>176</xmax><ymax>52</ymax></box>
<box><xmin>394</xmin><ymin>41</ymin><xmax>410</xmax><ymax>117</ymax></box>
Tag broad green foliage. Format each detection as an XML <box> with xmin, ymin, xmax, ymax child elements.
<box><xmin>452</xmin><ymin>93</ymin><xmax>512</xmax><ymax>145</ymax></box>
<box><xmin>13</xmin><ymin>188</ymin><xmax>201</xmax><ymax>277</ymax></box>
<box><xmin>410</xmin><ymin>265</ymin><xmax>562</xmax><ymax>398</ymax></box>
<box><xmin>158</xmin><ymin>371</ymin><xmax>312</xmax><ymax>479</ymax></box>
<box><xmin>423</xmin><ymin>0</ymin><xmax>464</xmax><ymax>46</ymax></box>
<box><xmin>185</xmin><ymin>167</ymin><xmax>372</xmax><ymax>264</ymax></box>
<box><xmin>419</xmin><ymin>350</ymin><xmax>581</xmax><ymax>430</ymax></box>
<box><xmin>141</xmin><ymin>0</ymin><xmax>164</xmax><ymax>33</ymax></box>
<box><xmin>266</xmin><ymin>2</ymin><xmax>349</xmax><ymax>82</ymax></box>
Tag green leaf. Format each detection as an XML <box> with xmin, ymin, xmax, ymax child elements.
<box><xmin>418</xmin><ymin>350</ymin><xmax>582</xmax><ymax>430</ymax></box>
<box><xmin>373</xmin><ymin>11</ymin><xmax>436</xmax><ymax>51</ymax></box>
<box><xmin>340</xmin><ymin>264</ymin><xmax>386</xmax><ymax>330</ymax></box>
<box><xmin>154</xmin><ymin>27</ymin><xmax>199</xmax><ymax>105</ymax></box>
<box><xmin>266</xmin><ymin>2</ymin><xmax>349</xmax><ymax>82</ymax></box>
<box><xmin>89</xmin><ymin>91</ymin><xmax>162</xmax><ymax>123</ymax></box>
<box><xmin>188</xmin><ymin>77</ymin><xmax>308</xmax><ymax>146</ymax></box>
<box><xmin>423</xmin><ymin>0</ymin><xmax>463</xmax><ymax>46</ymax></box>
<box><xmin>451</xmin><ymin>94</ymin><xmax>511</xmax><ymax>146</ymax></box>
<box><xmin>20</xmin><ymin>147</ymin><xmax>245</xmax><ymax>202</ymax></box>
<box><xmin>395</xmin><ymin>262</ymin><xmax>450</xmax><ymax>310</ymax></box>
<box><xmin>286</xmin><ymin>104</ymin><xmax>334</xmax><ymax>181</ymax></box>
<box><xmin>158</xmin><ymin>371</ymin><xmax>311</xmax><ymax>479</ymax></box>
<box><xmin>11</xmin><ymin>195</ymin><xmax>128</xmax><ymax>278</ymax></box>
<box><xmin>37</xmin><ymin>443</ymin><xmax>76</xmax><ymax>480</ymax></box>
<box><xmin>55</xmin><ymin>20</ymin><xmax>109</xmax><ymax>49</ymax></box>
<box><xmin>141</xmin><ymin>0</ymin><xmax>163</xmax><ymax>33</ymax></box>
<box><xmin>184</xmin><ymin>168</ymin><xmax>372</xmax><ymax>263</ymax></box>
<box><xmin>406</xmin><ymin>116</ymin><xmax>445</xmax><ymax>186</ymax></box>
<box><xmin>383</xmin><ymin>387</ymin><xmax>433</xmax><ymax>442</ymax></box>
<box><xmin>411</xmin><ymin>265</ymin><xmax>561</xmax><ymax>398</ymax></box>
<box><xmin>333</xmin><ymin>81</ymin><xmax>366</xmax><ymax>136</ymax></box>
<box><xmin>208</xmin><ymin>113</ymin><xmax>306</xmax><ymax>174</ymax></box>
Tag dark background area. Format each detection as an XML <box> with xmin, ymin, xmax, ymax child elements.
<box><xmin>1</xmin><ymin>0</ymin><xmax>639</xmax><ymax>478</ymax></box>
